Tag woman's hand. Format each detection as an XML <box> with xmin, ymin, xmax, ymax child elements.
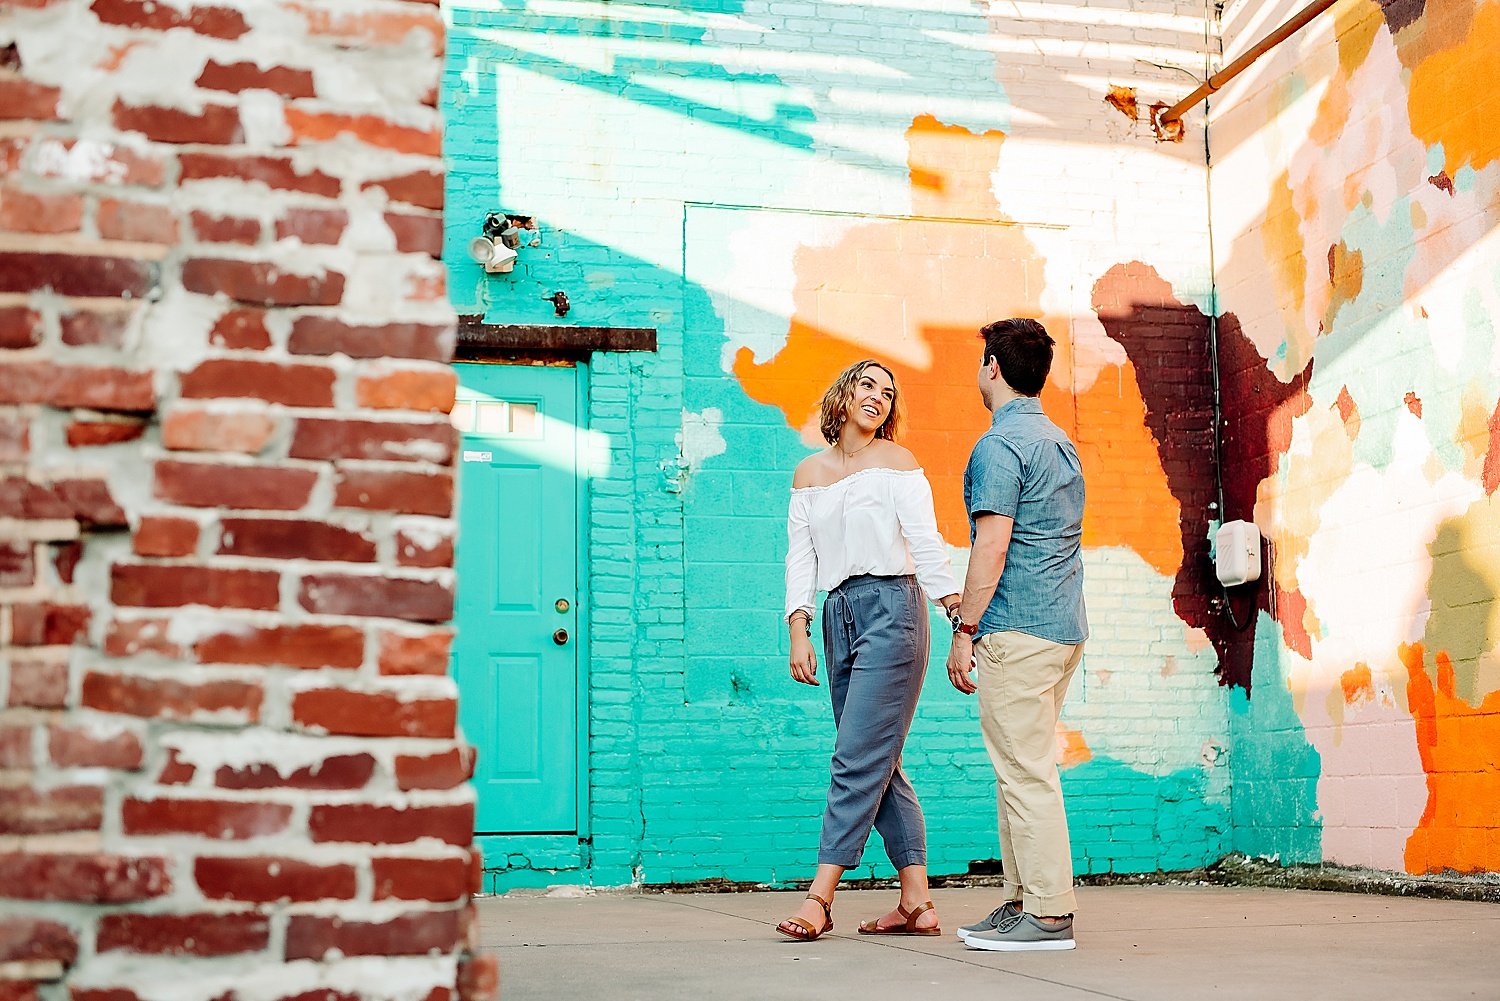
<box><xmin>789</xmin><ymin>633</ymin><xmax>820</xmax><ymax>686</ymax></box>
<box><xmin>946</xmin><ymin>633</ymin><xmax>976</xmax><ymax>695</ymax></box>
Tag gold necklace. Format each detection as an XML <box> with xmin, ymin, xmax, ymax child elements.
<box><xmin>840</xmin><ymin>436</ymin><xmax>875</xmax><ymax>459</ymax></box>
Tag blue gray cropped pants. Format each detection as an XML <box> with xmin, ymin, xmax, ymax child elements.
<box><xmin>817</xmin><ymin>573</ymin><xmax>930</xmax><ymax>870</ymax></box>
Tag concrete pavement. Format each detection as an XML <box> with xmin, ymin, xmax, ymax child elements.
<box><xmin>476</xmin><ymin>884</ymin><xmax>1499</xmax><ymax>1000</ymax></box>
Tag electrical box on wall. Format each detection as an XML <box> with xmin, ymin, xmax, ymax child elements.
<box><xmin>1214</xmin><ymin>520</ymin><xmax>1262</xmax><ymax>587</ymax></box>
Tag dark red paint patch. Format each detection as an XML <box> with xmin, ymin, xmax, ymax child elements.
<box><xmin>1379</xmin><ymin>0</ymin><xmax>1427</xmax><ymax>33</ymax></box>
<box><xmin>1427</xmin><ymin>171</ymin><xmax>1454</xmax><ymax>195</ymax></box>
<box><xmin>1092</xmin><ymin>262</ymin><xmax>1314</xmax><ymax>693</ymax></box>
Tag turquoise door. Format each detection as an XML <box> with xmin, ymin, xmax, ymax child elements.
<box><xmin>452</xmin><ymin>363</ymin><xmax>581</xmax><ymax>834</ymax></box>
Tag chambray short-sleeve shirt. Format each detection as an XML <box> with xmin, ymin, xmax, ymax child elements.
<box><xmin>963</xmin><ymin>396</ymin><xmax>1089</xmax><ymax>645</ymax></box>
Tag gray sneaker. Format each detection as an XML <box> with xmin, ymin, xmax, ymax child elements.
<box><xmin>962</xmin><ymin>912</ymin><xmax>1075</xmax><ymax>952</ymax></box>
<box><xmin>955</xmin><ymin>901</ymin><xmax>1021</xmax><ymax>942</ymax></box>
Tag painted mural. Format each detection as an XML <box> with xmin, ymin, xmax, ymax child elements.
<box><xmin>1214</xmin><ymin>0</ymin><xmax>1500</xmax><ymax>874</ymax></box>
<box><xmin>442</xmin><ymin>0</ymin><xmax>1495</xmax><ymax>887</ymax></box>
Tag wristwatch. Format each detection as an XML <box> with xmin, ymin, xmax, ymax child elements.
<box><xmin>949</xmin><ymin>609</ymin><xmax>978</xmax><ymax>637</ymax></box>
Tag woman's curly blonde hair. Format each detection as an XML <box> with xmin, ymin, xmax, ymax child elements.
<box><xmin>817</xmin><ymin>359</ymin><xmax>901</xmax><ymax>445</ymax></box>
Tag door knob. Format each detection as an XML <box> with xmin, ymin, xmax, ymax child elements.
<box><xmin>552</xmin><ymin>628</ymin><xmax>569</xmax><ymax>646</ymax></box>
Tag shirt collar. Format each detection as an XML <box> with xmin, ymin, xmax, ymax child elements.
<box><xmin>991</xmin><ymin>395</ymin><xmax>1043</xmax><ymax>423</ymax></box>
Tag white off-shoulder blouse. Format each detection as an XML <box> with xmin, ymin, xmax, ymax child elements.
<box><xmin>785</xmin><ymin>466</ymin><xmax>959</xmax><ymax>621</ymax></box>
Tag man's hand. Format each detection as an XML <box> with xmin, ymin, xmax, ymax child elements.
<box><xmin>946</xmin><ymin>633</ymin><xmax>976</xmax><ymax>695</ymax></box>
<box><xmin>789</xmin><ymin>634</ymin><xmax>820</xmax><ymax>686</ymax></box>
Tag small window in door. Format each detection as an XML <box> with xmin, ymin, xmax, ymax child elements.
<box><xmin>450</xmin><ymin>398</ymin><xmax>541</xmax><ymax>438</ymax></box>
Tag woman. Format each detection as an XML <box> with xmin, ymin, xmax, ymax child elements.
<box><xmin>775</xmin><ymin>359</ymin><xmax>960</xmax><ymax>942</ymax></box>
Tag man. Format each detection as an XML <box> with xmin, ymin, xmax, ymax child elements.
<box><xmin>945</xmin><ymin>317</ymin><xmax>1088</xmax><ymax>952</ymax></box>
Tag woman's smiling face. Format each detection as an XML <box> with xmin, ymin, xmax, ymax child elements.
<box><xmin>845</xmin><ymin>364</ymin><xmax>895</xmax><ymax>435</ymax></box>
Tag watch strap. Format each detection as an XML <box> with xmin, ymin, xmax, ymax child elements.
<box><xmin>948</xmin><ymin>610</ymin><xmax>979</xmax><ymax>636</ymax></box>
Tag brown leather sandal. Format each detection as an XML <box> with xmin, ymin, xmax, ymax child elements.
<box><xmin>857</xmin><ymin>900</ymin><xmax>940</xmax><ymax>936</ymax></box>
<box><xmin>775</xmin><ymin>892</ymin><xmax>834</xmax><ymax>941</ymax></box>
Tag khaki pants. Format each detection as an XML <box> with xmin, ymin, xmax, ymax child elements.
<box><xmin>975</xmin><ymin>630</ymin><xmax>1084</xmax><ymax>916</ymax></box>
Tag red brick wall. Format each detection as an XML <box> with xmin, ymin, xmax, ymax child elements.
<box><xmin>0</xmin><ymin>0</ymin><xmax>493</xmax><ymax>997</ymax></box>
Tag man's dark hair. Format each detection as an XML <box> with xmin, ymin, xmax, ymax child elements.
<box><xmin>979</xmin><ymin>317</ymin><xmax>1054</xmax><ymax>396</ymax></box>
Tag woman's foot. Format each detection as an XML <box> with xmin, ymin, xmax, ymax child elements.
<box><xmin>775</xmin><ymin>893</ymin><xmax>834</xmax><ymax>941</ymax></box>
<box><xmin>860</xmin><ymin>899</ymin><xmax>939</xmax><ymax>934</ymax></box>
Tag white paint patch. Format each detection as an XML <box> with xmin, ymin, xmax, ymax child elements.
<box><xmin>1297</xmin><ymin>450</ymin><xmax>1481</xmax><ymax>675</ymax></box>
<box><xmin>132</xmin><ymin>287</ymin><xmax>223</xmax><ymax>372</ymax></box>
<box><xmin>238</xmin><ymin>90</ymin><xmax>290</xmax><ymax>149</ymax></box>
<box><xmin>385</xmin><ymin>437</ymin><xmax>453</xmax><ymax>464</ymax></box>
<box><xmin>395</xmin><ymin>520</ymin><xmax>451</xmax><ymax>551</ymax></box>
<box><xmin>1063</xmin><ymin>545</ymin><xmax>1230</xmax><ymax>778</ymax></box>
<box><xmin>161</xmin><ymin>729</ymin><xmax>379</xmax><ymax>778</ymax></box>
<box><xmin>544</xmin><ymin>884</ymin><xmax>594</xmax><ymax>898</ymax></box>
<box><xmin>676</xmin><ymin>408</ymin><xmax>727</xmax><ymax>474</ymax></box>
<box><xmin>28</xmin><ymin>138</ymin><xmax>129</xmax><ymax>184</ymax></box>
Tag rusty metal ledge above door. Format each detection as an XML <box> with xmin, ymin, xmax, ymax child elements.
<box><xmin>456</xmin><ymin>316</ymin><xmax>657</xmax><ymax>362</ymax></box>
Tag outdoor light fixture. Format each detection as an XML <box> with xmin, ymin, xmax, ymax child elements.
<box><xmin>467</xmin><ymin>211</ymin><xmax>527</xmax><ymax>274</ymax></box>
<box><xmin>468</xmin><ymin>235</ymin><xmax>518</xmax><ymax>273</ymax></box>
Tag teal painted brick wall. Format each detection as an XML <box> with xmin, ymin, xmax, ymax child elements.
<box><xmin>443</xmin><ymin>0</ymin><xmax>1237</xmax><ymax>890</ymax></box>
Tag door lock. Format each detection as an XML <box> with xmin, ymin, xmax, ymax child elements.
<box><xmin>552</xmin><ymin>628</ymin><xmax>570</xmax><ymax>646</ymax></box>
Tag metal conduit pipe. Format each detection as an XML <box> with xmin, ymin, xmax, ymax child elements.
<box><xmin>1154</xmin><ymin>0</ymin><xmax>1340</xmax><ymax>129</ymax></box>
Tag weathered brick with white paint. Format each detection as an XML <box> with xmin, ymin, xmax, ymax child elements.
<box><xmin>0</xmin><ymin>0</ymin><xmax>493</xmax><ymax>997</ymax></box>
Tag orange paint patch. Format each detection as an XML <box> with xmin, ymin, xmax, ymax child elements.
<box><xmin>1072</xmin><ymin>362</ymin><xmax>1183</xmax><ymax>575</ymax></box>
<box><xmin>1407</xmin><ymin>1</ymin><xmax>1500</xmax><ymax>175</ymax></box>
<box><xmin>1324</xmin><ymin>241</ymin><xmax>1364</xmax><ymax>333</ymax></box>
<box><xmin>1263</xmin><ymin>171</ymin><xmax>1307</xmax><ymax>323</ymax></box>
<box><xmin>736</xmin><ymin>318</ymin><xmax>1004</xmax><ymax>540</ymax></box>
<box><xmin>99</xmin><ymin>41</ymin><xmax>143</xmax><ymax>72</ymax></box>
<box><xmin>1334</xmin><ymin>384</ymin><xmax>1360</xmax><ymax>439</ymax></box>
<box><xmin>1401</xmin><ymin>642</ymin><xmax>1500</xmax><ymax>874</ymax></box>
<box><xmin>1340</xmin><ymin>663</ymin><xmax>1375</xmax><ymax>705</ymax></box>
<box><xmin>735</xmin><ymin>116</ymin><xmax>1181</xmax><ymax>568</ymax></box>
<box><xmin>288</xmin><ymin>1</ymin><xmax>442</xmax><ymax>49</ymax></box>
<box><xmin>1105</xmin><ymin>86</ymin><xmax>1138</xmax><ymax>121</ymax></box>
<box><xmin>735</xmin><ymin>117</ymin><xmax>1031</xmax><ymax>542</ymax></box>
<box><xmin>1276</xmin><ymin>584</ymin><xmax>1315</xmax><ymax>659</ymax></box>
<box><xmin>1057</xmin><ymin>726</ymin><xmax>1093</xmax><ymax>769</ymax></box>
<box><xmin>1404</xmin><ymin>391</ymin><xmax>1423</xmax><ymax>418</ymax></box>
<box><xmin>1333</xmin><ymin>0</ymin><xmax>1384</xmax><ymax>76</ymax></box>
<box><xmin>1308</xmin><ymin>68</ymin><xmax>1351</xmax><ymax>149</ymax></box>
<box><xmin>284</xmin><ymin>109</ymin><xmax>440</xmax><ymax>157</ymax></box>
<box><xmin>905</xmin><ymin>113</ymin><xmax>1007</xmax><ymax>219</ymax></box>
